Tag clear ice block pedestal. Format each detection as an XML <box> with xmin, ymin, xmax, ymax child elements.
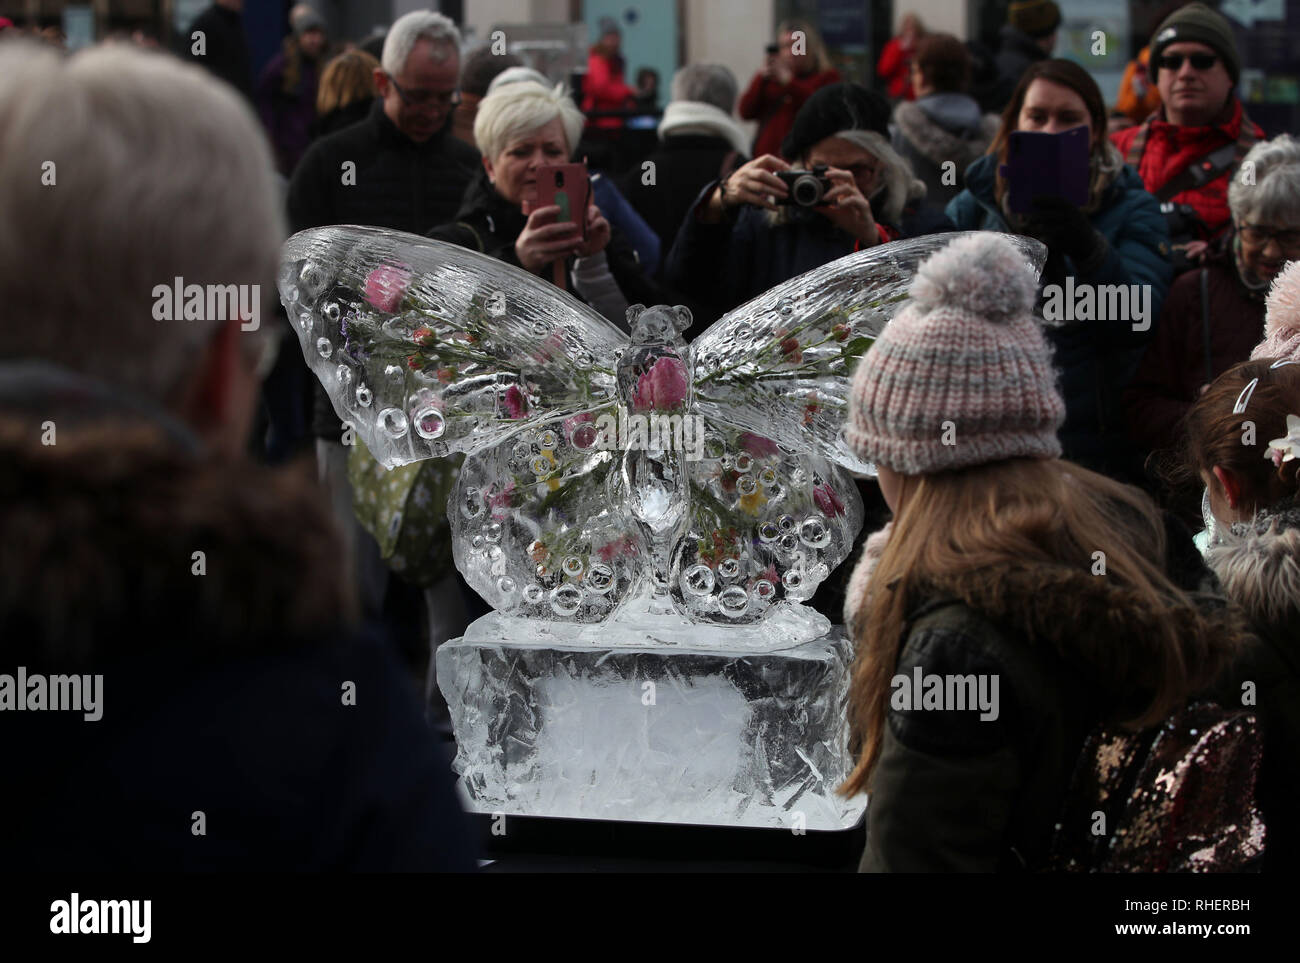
<box><xmin>436</xmin><ymin>599</ymin><xmax>868</xmax><ymax>831</ymax></box>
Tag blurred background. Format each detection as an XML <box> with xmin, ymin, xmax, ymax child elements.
<box><xmin>0</xmin><ymin>0</ymin><xmax>1295</xmax><ymax>137</ymax></box>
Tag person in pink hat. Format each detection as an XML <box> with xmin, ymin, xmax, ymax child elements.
<box><xmin>837</xmin><ymin>232</ymin><xmax>1244</xmax><ymax>872</ymax></box>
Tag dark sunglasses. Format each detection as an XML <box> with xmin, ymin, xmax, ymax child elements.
<box><xmin>387</xmin><ymin>75</ymin><xmax>459</xmax><ymax>108</ymax></box>
<box><xmin>1157</xmin><ymin>52</ymin><xmax>1218</xmax><ymax>72</ymax></box>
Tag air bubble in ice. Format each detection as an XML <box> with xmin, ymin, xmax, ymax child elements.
<box><xmin>378</xmin><ymin>407</ymin><xmax>408</xmax><ymax>437</ymax></box>
<box><xmin>562</xmin><ymin>556</ymin><xmax>583</xmax><ymax>577</ymax></box>
<box><xmin>414</xmin><ymin>406</ymin><xmax>445</xmax><ymax>440</ymax></box>
<box><xmin>799</xmin><ymin>516</ymin><xmax>830</xmax><ymax>548</ymax></box>
<box><xmin>737</xmin><ymin>474</ymin><xmax>757</xmax><ymax>496</ymax></box>
<box><xmin>718</xmin><ymin>558</ymin><xmax>740</xmax><ymax>579</ymax></box>
<box><xmin>484</xmin><ymin>521</ymin><xmax>502</xmax><ymax>543</ymax></box>
<box><xmin>461</xmin><ymin>487</ymin><xmax>484</xmax><ymax>519</ymax></box>
<box><xmin>753</xmin><ymin>579</ymin><xmax>776</xmax><ymax>601</ymax></box>
<box><xmin>384</xmin><ymin>364</ymin><xmax>404</xmax><ymax>385</ymax></box>
<box><xmin>537</xmin><ymin>430</ymin><xmax>558</xmax><ymax>451</ymax></box>
<box><xmin>758</xmin><ymin>521</ymin><xmax>780</xmax><ymax>542</ymax></box>
<box><xmin>778</xmin><ymin>514</ymin><xmax>795</xmax><ymax>532</ymax></box>
<box><xmin>683</xmin><ymin>564</ymin><xmax>714</xmax><ymax>595</ymax></box>
<box><xmin>586</xmin><ymin>563</ymin><xmax>615</xmax><ymax>594</ymax></box>
<box><xmin>335</xmin><ymin>364</ymin><xmax>352</xmax><ymax>385</ymax></box>
<box><xmin>735</xmin><ymin>454</ymin><xmax>753</xmax><ymax>473</ymax></box>
<box><xmin>531</xmin><ymin>455</ymin><xmax>553</xmax><ymax>477</ymax></box>
<box><xmin>523</xmin><ymin>584</ymin><xmax>544</xmax><ymax>604</ymax></box>
<box><xmin>759</xmin><ymin>467</ymin><xmax>778</xmax><ymax>487</ymax></box>
<box><xmin>497</xmin><ymin>576</ymin><xmax>516</xmax><ymax>595</ymax></box>
<box><xmin>719</xmin><ymin>586</ymin><xmax>749</xmax><ymax>618</ymax></box>
<box><xmin>550</xmin><ymin>584</ymin><xmax>581</xmax><ymax>616</ymax></box>
<box><xmin>323</xmin><ymin>302</ymin><xmax>341</xmax><ymax>322</ymax></box>
<box><xmin>355</xmin><ymin>384</ymin><xmax>372</xmax><ymax>407</ymax></box>
<box><xmin>316</xmin><ymin>337</ymin><xmax>332</xmax><ymax>358</ymax></box>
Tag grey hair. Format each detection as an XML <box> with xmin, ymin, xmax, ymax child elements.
<box><xmin>381</xmin><ymin>10</ymin><xmax>460</xmax><ymax>75</ymax></box>
<box><xmin>0</xmin><ymin>41</ymin><xmax>283</xmax><ymax>403</ymax></box>
<box><xmin>670</xmin><ymin>64</ymin><xmax>737</xmax><ymax>114</ymax></box>
<box><xmin>486</xmin><ymin>66</ymin><xmax>550</xmax><ymax>94</ymax></box>
<box><xmin>822</xmin><ymin>129</ymin><xmax>925</xmax><ymax>226</ymax></box>
<box><xmin>474</xmin><ymin>81</ymin><xmax>585</xmax><ymax>162</ymax></box>
<box><xmin>1229</xmin><ymin>134</ymin><xmax>1300</xmax><ymax>227</ymax></box>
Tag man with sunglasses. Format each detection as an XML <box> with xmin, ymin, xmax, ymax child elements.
<box><xmin>1111</xmin><ymin>2</ymin><xmax>1264</xmax><ymax>272</ymax></box>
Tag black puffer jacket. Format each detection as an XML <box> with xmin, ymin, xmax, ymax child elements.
<box><xmin>288</xmin><ymin>99</ymin><xmax>479</xmax><ymax>235</ymax></box>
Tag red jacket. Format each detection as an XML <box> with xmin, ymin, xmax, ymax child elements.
<box><xmin>582</xmin><ymin>48</ymin><xmax>635</xmax><ymax>131</ymax></box>
<box><xmin>738</xmin><ymin>67</ymin><xmax>841</xmax><ymax>158</ymax></box>
<box><xmin>876</xmin><ymin>37</ymin><xmax>914</xmax><ymax>100</ymax></box>
<box><xmin>1110</xmin><ymin>99</ymin><xmax>1263</xmax><ymax>240</ymax></box>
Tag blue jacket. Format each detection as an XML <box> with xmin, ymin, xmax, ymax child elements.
<box><xmin>945</xmin><ymin>154</ymin><xmax>1172</xmax><ymax>480</ymax></box>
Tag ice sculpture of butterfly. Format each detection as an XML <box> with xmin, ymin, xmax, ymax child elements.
<box><xmin>279</xmin><ymin>228</ymin><xmax>1045</xmax><ymax>641</ymax></box>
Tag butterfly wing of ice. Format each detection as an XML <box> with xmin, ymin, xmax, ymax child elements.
<box><xmin>279</xmin><ymin>225</ymin><xmax>628</xmax><ymax>467</ymax></box>
<box><xmin>688</xmin><ymin>232</ymin><xmax>1049</xmax><ymax>474</ymax></box>
<box><xmin>673</xmin><ymin>233</ymin><xmax>1048</xmax><ymax>623</ymax></box>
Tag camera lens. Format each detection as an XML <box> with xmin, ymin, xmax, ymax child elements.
<box><xmin>792</xmin><ymin>174</ymin><xmax>822</xmax><ymax>207</ymax></box>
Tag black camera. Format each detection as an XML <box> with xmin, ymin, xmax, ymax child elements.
<box><xmin>776</xmin><ymin>165</ymin><xmax>832</xmax><ymax>207</ymax></box>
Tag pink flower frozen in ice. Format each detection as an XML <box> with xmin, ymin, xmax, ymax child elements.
<box><xmin>597</xmin><ymin>534</ymin><xmax>639</xmax><ymax>563</ymax></box>
<box><xmin>813</xmin><ymin>483</ymin><xmax>846</xmax><ymax>517</ymax></box>
<box><xmin>739</xmin><ymin>432</ymin><xmax>780</xmax><ymax>457</ymax></box>
<box><xmin>633</xmin><ymin>356</ymin><xmax>689</xmax><ymax>412</ymax></box>
<box><xmin>363</xmin><ymin>264</ymin><xmax>412</xmax><ymax>313</ymax></box>
<box><xmin>489</xmin><ymin>482</ymin><xmax>516</xmax><ymax>521</ymax></box>
<box><xmin>503</xmin><ymin>384</ymin><xmax>528</xmax><ymax>419</ymax></box>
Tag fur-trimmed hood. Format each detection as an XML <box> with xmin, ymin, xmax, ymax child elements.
<box><xmin>0</xmin><ymin>362</ymin><xmax>355</xmax><ymax>669</ymax></box>
<box><xmin>893</xmin><ymin>95</ymin><xmax>997</xmax><ymax>168</ymax></box>
<box><xmin>845</xmin><ymin>513</ymin><xmax>1236</xmax><ymax>702</ymax></box>
<box><xmin>1207</xmin><ymin>498</ymin><xmax>1300</xmax><ymax>646</ymax></box>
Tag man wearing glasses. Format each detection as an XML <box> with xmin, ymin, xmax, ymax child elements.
<box><xmin>288</xmin><ymin>10</ymin><xmax>477</xmax><ymax>236</ymax></box>
<box><xmin>1112</xmin><ymin>2</ymin><xmax>1265</xmax><ymax>271</ymax></box>
<box><xmin>286</xmin><ymin>11</ymin><xmax>480</xmax><ymax>662</ymax></box>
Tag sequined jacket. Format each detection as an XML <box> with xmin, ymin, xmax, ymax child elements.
<box><xmin>1208</xmin><ymin>499</ymin><xmax>1300</xmax><ymax>870</ymax></box>
<box><xmin>858</xmin><ymin>515</ymin><xmax>1232</xmax><ymax>872</ymax></box>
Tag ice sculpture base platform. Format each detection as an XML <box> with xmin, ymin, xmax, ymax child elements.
<box><xmin>436</xmin><ymin>612</ymin><xmax>868</xmax><ymax>831</ymax></box>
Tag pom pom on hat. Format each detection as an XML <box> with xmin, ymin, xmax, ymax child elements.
<box><xmin>843</xmin><ymin>232</ymin><xmax>1065</xmax><ymax>476</ymax></box>
<box><xmin>1251</xmin><ymin>260</ymin><xmax>1300</xmax><ymax>364</ymax></box>
<box><xmin>908</xmin><ymin>231</ymin><xmax>1039</xmax><ymax>323</ymax></box>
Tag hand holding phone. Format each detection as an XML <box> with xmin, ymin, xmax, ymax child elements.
<box><xmin>999</xmin><ymin>126</ymin><xmax>1090</xmax><ymax>215</ymax></box>
<box><xmin>523</xmin><ymin>162</ymin><xmax>591</xmax><ymax>241</ymax></box>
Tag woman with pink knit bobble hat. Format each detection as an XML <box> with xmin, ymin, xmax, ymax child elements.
<box><xmin>837</xmin><ymin>232</ymin><xmax>1245</xmax><ymax>872</ymax></box>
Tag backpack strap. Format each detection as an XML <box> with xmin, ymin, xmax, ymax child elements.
<box><xmin>1200</xmin><ymin>267</ymin><xmax>1213</xmax><ymax>386</ymax></box>
<box><xmin>1124</xmin><ymin>114</ymin><xmax>1153</xmax><ymax>169</ymax></box>
<box><xmin>1148</xmin><ymin>111</ymin><xmax>1261</xmax><ymax>203</ymax></box>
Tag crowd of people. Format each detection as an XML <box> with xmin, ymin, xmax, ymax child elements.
<box><xmin>1</xmin><ymin>0</ymin><xmax>1298</xmax><ymax>873</ymax></box>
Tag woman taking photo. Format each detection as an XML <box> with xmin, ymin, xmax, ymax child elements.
<box><xmin>739</xmin><ymin>19</ymin><xmax>840</xmax><ymax>159</ymax></box>
<box><xmin>946</xmin><ymin>58</ymin><xmax>1172</xmax><ymax>483</ymax></box>
<box><xmin>428</xmin><ymin>81</ymin><xmax>664</xmax><ymax>330</ymax></box>
<box><xmin>666</xmin><ymin>83</ymin><xmax>949</xmax><ymax>319</ymax></box>
<box><xmin>839</xmin><ymin>233</ymin><xmax>1241</xmax><ymax>872</ymax></box>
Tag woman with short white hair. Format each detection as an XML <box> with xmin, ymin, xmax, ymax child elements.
<box><xmin>429</xmin><ymin>81</ymin><xmax>667</xmax><ymax>329</ymax></box>
<box><xmin>1128</xmin><ymin>134</ymin><xmax>1300</xmax><ymax>459</ymax></box>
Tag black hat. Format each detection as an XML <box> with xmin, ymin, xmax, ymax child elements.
<box><xmin>780</xmin><ymin>83</ymin><xmax>891</xmax><ymax>161</ymax></box>
<box><xmin>1148</xmin><ymin>2</ymin><xmax>1240</xmax><ymax>85</ymax></box>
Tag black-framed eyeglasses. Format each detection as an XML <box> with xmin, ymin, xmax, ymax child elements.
<box><xmin>1239</xmin><ymin>223</ymin><xmax>1300</xmax><ymax>252</ymax></box>
<box><xmin>1157</xmin><ymin>52</ymin><xmax>1218</xmax><ymax>72</ymax></box>
<box><xmin>387</xmin><ymin>75</ymin><xmax>460</xmax><ymax>108</ymax></box>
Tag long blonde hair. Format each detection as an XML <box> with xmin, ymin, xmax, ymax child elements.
<box><xmin>840</xmin><ymin>457</ymin><xmax>1242</xmax><ymax>796</ymax></box>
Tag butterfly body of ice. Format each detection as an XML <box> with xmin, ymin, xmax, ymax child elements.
<box><xmin>279</xmin><ymin>226</ymin><xmax>1046</xmax><ymax>631</ymax></box>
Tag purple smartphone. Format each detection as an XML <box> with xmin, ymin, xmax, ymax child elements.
<box><xmin>999</xmin><ymin>125</ymin><xmax>1091</xmax><ymax>215</ymax></box>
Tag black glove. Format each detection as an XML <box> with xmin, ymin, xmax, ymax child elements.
<box><xmin>1021</xmin><ymin>194</ymin><xmax>1106</xmax><ymax>267</ymax></box>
